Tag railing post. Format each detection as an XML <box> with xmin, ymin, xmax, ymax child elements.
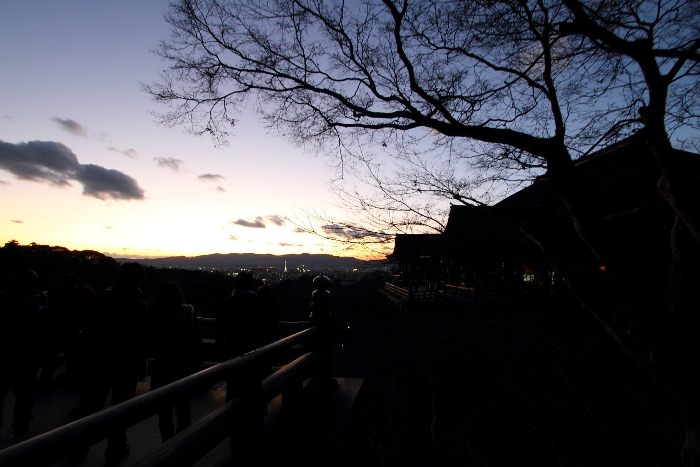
<box><xmin>282</xmin><ymin>379</ymin><xmax>303</xmax><ymax>407</ymax></box>
<box><xmin>228</xmin><ymin>363</ymin><xmax>264</xmax><ymax>465</ymax></box>
<box><xmin>310</xmin><ymin>274</ymin><xmax>334</xmax><ymax>391</ymax></box>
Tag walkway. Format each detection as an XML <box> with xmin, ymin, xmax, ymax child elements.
<box><xmin>0</xmin><ymin>364</ymin><xmax>361</xmax><ymax>467</ymax></box>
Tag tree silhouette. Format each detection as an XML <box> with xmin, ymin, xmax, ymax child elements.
<box><xmin>146</xmin><ymin>1</ymin><xmax>700</xmax><ymax>462</ymax></box>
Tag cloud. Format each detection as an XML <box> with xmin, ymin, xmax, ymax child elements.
<box><xmin>279</xmin><ymin>243</ymin><xmax>304</xmax><ymax>247</ymax></box>
<box><xmin>154</xmin><ymin>157</ymin><xmax>183</xmax><ymax>172</ymax></box>
<box><xmin>0</xmin><ymin>140</ymin><xmax>79</xmax><ymax>186</ymax></box>
<box><xmin>229</xmin><ymin>235</ymin><xmax>240</xmax><ymax>240</ymax></box>
<box><xmin>51</xmin><ymin>117</ymin><xmax>88</xmax><ymax>137</ymax></box>
<box><xmin>0</xmin><ymin>140</ymin><xmax>145</xmax><ymax>201</ymax></box>
<box><xmin>4</xmin><ymin>116</ymin><xmax>13</xmax><ymax>121</ymax></box>
<box><xmin>10</xmin><ymin>219</ymin><xmax>23</xmax><ymax>224</ymax></box>
<box><xmin>216</xmin><ymin>186</ymin><xmax>226</xmax><ymax>192</ymax></box>
<box><xmin>75</xmin><ymin>164</ymin><xmax>145</xmax><ymax>200</ymax></box>
<box><xmin>321</xmin><ymin>224</ymin><xmax>354</xmax><ymax>239</ymax></box>
<box><xmin>198</xmin><ymin>173</ymin><xmax>225</xmax><ymax>182</ymax></box>
<box><xmin>293</xmin><ymin>227</ymin><xmax>309</xmax><ymax>234</ymax></box>
<box><xmin>266</xmin><ymin>215</ymin><xmax>285</xmax><ymax>226</ymax></box>
<box><xmin>106</xmin><ymin>226</ymin><xmax>113</xmax><ymax>230</ymax></box>
<box><xmin>230</xmin><ymin>217</ymin><xmax>266</xmax><ymax>228</ymax></box>
<box><xmin>0</xmin><ymin>180</ymin><xmax>9</xmax><ymax>185</ymax></box>
<box><xmin>108</xmin><ymin>147</ymin><xmax>138</xmax><ymax>158</ymax></box>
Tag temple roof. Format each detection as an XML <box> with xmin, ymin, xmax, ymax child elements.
<box><xmin>389</xmin><ymin>136</ymin><xmax>700</xmax><ymax>263</ymax></box>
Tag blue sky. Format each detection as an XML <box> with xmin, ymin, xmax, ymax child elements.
<box><xmin>0</xmin><ymin>1</ymin><xmax>371</xmax><ymax>258</ymax></box>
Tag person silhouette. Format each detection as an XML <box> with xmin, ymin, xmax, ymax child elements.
<box><xmin>0</xmin><ymin>269</ymin><xmax>50</xmax><ymax>436</ymax></box>
<box><xmin>215</xmin><ymin>271</ymin><xmax>265</xmax><ymax>462</ymax></box>
<box><xmin>256</xmin><ymin>285</ymin><xmax>280</xmax><ymax>347</ymax></box>
<box><xmin>150</xmin><ymin>281</ymin><xmax>202</xmax><ymax>442</ymax></box>
<box><xmin>78</xmin><ymin>262</ymin><xmax>151</xmax><ymax>465</ymax></box>
<box><xmin>256</xmin><ymin>285</ymin><xmax>280</xmax><ymax>379</ymax></box>
<box><xmin>39</xmin><ymin>273</ymin><xmax>80</xmax><ymax>395</ymax></box>
<box><xmin>215</xmin><ymin>272</ymin><xmax>265</xmax><ymax>372</ymax></box>
<box><xmin>65</xmin><ymin>285</ymin><xmax>96</xmax><ymax>413</ymax></box>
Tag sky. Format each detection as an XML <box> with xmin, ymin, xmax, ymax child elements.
<box><xmin>0</xmin><ymin>1</ymin><xmax>373</xmax><ymax>260</ymax></box>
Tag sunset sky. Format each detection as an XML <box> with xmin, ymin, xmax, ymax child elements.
<box><xmin>0</xmin><ymin>1</ymin><xmax>379</xmax><ymax>259</ymax></box>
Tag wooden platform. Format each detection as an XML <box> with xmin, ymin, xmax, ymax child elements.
<box><xmin>191</xmin><ymin>377</ymin><xmax>362</xmax><ymax>467</ymax></box>
<box><xmin>0</xmin><ymin>370</ymin><xmax>362</xmax><ymax>467</ymax></box>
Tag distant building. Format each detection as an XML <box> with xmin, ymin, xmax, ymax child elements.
<box><xmin>389</xmin><ymin>136</ymin><xmax>699</xmax><ymax>297</ymax></box>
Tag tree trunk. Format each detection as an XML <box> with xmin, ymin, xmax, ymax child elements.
<box><xmin>548</xmin><ymin>157</ymin><xmax>700</xmax><ymax>466</ymax></box>
<box><xmin>643</xmin><ymin>128</ymin><xmax>700</xmax><ymax>246</ymax></box>
<box><xmin>670</xmin><ymin>216</ymin><xmax>700</xmax><ymax>466</ymax></box>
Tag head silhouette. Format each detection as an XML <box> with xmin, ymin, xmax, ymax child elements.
<box><xmin>60</xmin><ymin>273</ymin><xmax>80</xmax><ymax>289</ymax></box>
<box><xmin>155</xmin><ymin>281</ymin><xmax>186</xmax><ymax>315</ymax></box>
<box><xmin>256</xmin><ymin>285</ymin><xmax>276</xmax><ymax>304</ymax></box>
<box><xmin>234</xmin><ymin>272</ymin><xmax>255</xmax><ymax>291</ymax></box>
<box><xmin>74</xmin><ymin>286</ymin><xmax>96</xmax><ymax>304</ymax></box>
<box><xmin>114</xmin><ymin>262</ymin><xmax>145</xmax><ymax>289</ymax></box>
<box><xmin>10</xmin><ymin>269</ymin><xmax>38</xmax><ymax>295</ymax></box>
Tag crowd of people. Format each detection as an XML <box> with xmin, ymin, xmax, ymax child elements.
<box><xmin>0</xmin><ymin>263</ymin><xmax>281</xmax><ymax>466</ymax></box>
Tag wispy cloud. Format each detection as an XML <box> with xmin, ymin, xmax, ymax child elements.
<box><xmin>154</xmin><ymin>157</ymin><xmax>184</xmax><ymax>172</ymax></box>
<box><xmin>230</xmin><ymin>217</ymin><xmax>266</xmax><ymax>228</ymax></box>
<box><xmin>215</xmin><ymin>186</ymin><xmax>226</xmax><ymax>192</ymax></box>
<box><xmin>0</xmin><ymin>140</ymin><xmax>145</xmax><ymax>201</ymax></box>
<box><xmin>322</xmin><ymin>224</ymin><xmax>352</xmax><ymax>237</ymax></box>
<box><xmin>279</xmin><ymin>242</ymin><xmax>304</xmax><ymax>247</ymax></box>
<box><xmin>51</xmin><ymin>117</ymin><xmax>88</xmax><ymax>137</ymax></box>
<box><xmin>10</xmin><ymin>219</ymin><xmax>23</xmax><ymax>224</ymax></box>
<box><xmin>320</xmin><ymin>223</ymin><xmax>388</xmax><ymax>240</ymax></box>
<box><xmin>108</xmin><ymin>147</ymin><xmax>138</xmax><ymax>158</ymax></box>
<box><xmin>266</xmin><ymin>215</ymin><xmax>285</xmax><ymax>226</ymax></box>
<box><xmin>198</xmin><ymin>173</ymin><xmax>225</xmax><ymax>182</ymax></box>
<box><xmin>106</xmin><ymin>226</ymin><xmax>114</xmax><ymax>230</ymax></box>
<box><xmin>293</xmin><ymin>227</ymin><xmax>309</xmax><ymax>234</ymax></box>
<box><xmin>229</xmin><ymin>235</ymin><xmax>240</xmax><ymax>240</ymax></box>
<box><xmin>0</xmin><ymin>180</ymin><xmax>9</xmax><ymax>186</ymax></box>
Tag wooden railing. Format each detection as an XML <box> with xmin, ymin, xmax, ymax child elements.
<box><xmin>196</xmin><ymin>319</ymin><xmax>311</xmax><ymax>363</ymax></box>
<box><xmin>442</xmin><ymin>283</ymin><xmax>475</xmax><ymax>298</ymax></box>
<box><xmin>384</xmin><ymin>282</ymin><xmax>410</xmax><ymax>301</ymax></box>
<box><xmin>410</xmin><ymin>286</ymin><xmax>437</xmax><ymax>302</ymax></box>
<box><xmin>384</xmin><ymin>283</ymin><xmax>437</xmax><ymax>303</ymax></box>
<box><xmin>0</xmin><ymin>327</ymin><xmax>324</xmax><ymax>467</ymax></box>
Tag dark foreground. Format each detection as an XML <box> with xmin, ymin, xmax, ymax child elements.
<box><xmin>317</xmin><ymin>283</ymin><xmax>682</xmax><ymax>467</ymax></box>
<box><xmin>0</xmin><ymin>279</ymin><xmax>684</xmax><ymax>466</ymax></box>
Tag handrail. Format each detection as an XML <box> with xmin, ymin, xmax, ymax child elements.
<box><xmin>385</xmin><ymin>283</ymin><xmax>436</xmax><ymax>301</ymax></box>
<box><xmin>385</xmin><ymin>282</ymin><xmax>409</xmax><ymax>297</ymax></box>
<box><xmin>0</xmin><ymin>327</ymin><xmax>319</xmax><ymax>467</ymax></box>
<box><xmin>198</xmin><ymin>318</ymin><xmax>311</xmax><ymax>338</ymax></box>
<box><xmin>128</xmin><ymin>351</ymin><xmax>322</xmax><ymax>467</ymax></box>
<box><xmin>197</xmin><ymin>318</ymin><xmax>310</xmax><ymax>327</ymax></box>
<box><xmin>443</xmin><ymin>283</ymin><xmax>474</xmax><ymax>296</ymax></box>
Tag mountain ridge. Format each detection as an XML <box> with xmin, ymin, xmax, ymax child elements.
<box><xmin>113</xmin><ymin>252</ymin><xmax>380</xmax><ymax>269</ymax></box>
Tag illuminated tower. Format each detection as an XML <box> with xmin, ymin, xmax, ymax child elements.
<box><xmin>284</xmin><ymin>260</ymin><xmax>288</xmax><ymax>274</ymax></box>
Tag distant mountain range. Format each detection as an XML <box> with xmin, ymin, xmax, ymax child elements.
<box><xmin>113</xmin><ymin>252</ymin><xmax>380</xmax><ymax>269</ymax></box>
